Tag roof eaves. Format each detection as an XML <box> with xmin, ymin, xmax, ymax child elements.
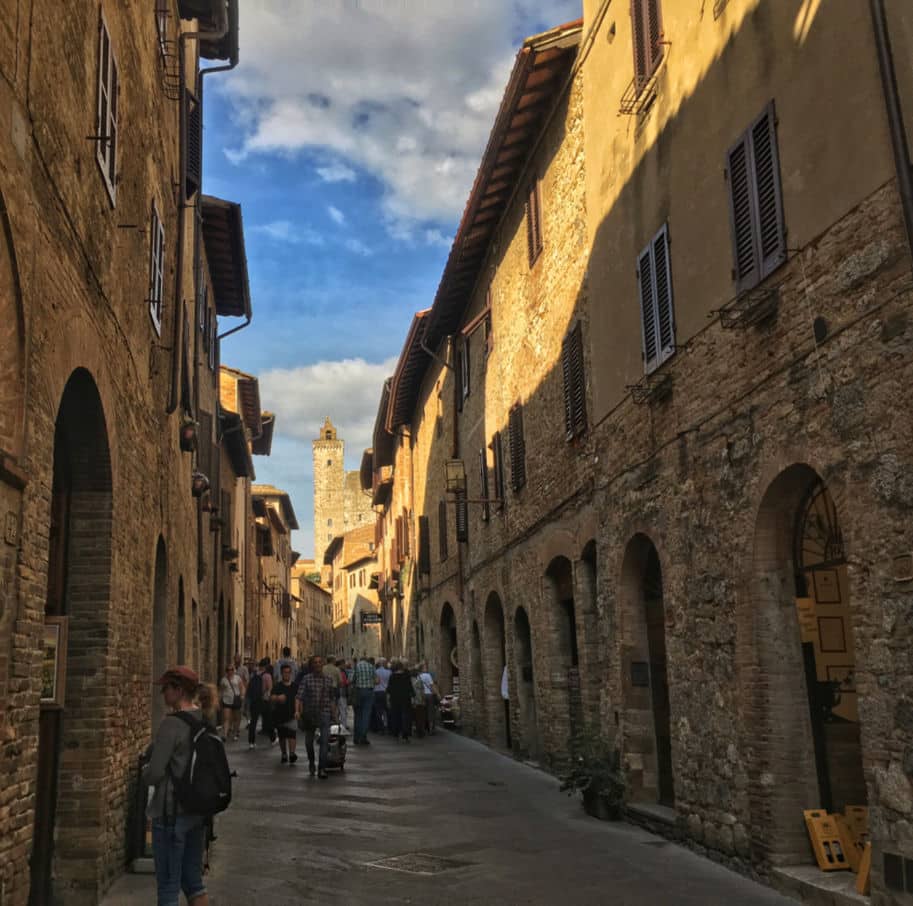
<box><xmin>201</xmin><ymin>195</ymin><xmax>252</xmax><ymax>320</ymax></box>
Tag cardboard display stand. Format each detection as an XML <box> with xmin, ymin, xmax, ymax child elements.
<box><xmin>803</xmin><ymin>810</ymin><xmax>850</xmax><ymax>871</ymax></box>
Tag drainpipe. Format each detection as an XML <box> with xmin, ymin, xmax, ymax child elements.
<box><xmin>871</xmin><ymin>0</ymin><xmax>913</xmax><ymax>257</ymax></box>
<box><xmin>168</xmin><ymin>0</ymin><xmax>240</xmax><ymax>413</ymax></box>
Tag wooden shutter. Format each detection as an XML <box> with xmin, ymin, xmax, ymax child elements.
<box><xmin>438</xmin><ymin>499</ymin><xmax>448</xmax><ymax>560</ymax></box>
<box><xmin>455</xmin><ymin>340</ymin><xmax>465</xmax><ymax>412</ymax></box>
<box><xmin>395</xmin><ymin>515</ymin><xmax>404</xmax><ymax>564</ymax></box>
<box><xmin>479</xmin><ymin>449</ymin><xmax>490</xmax><ymax>522</ymax></box>
<box><xmin>508</xmin><ymin>403</ymin><xmax>527</xmax><ymax>491</ymax></box>
<box><xmin>185</xmin><ymin>89</ymin><xmax>203</xmax><ymax>199</ymax></box>
<box><xmin>727</xmin><ymin>103</ymin><xmax>786</xmax><ymax>293</ymax></box>
<box><xmin>149</xmin><ymin>204</ymin><xmax>165</xmax><ymax>334</ymax></box>
<box><xmin>96</xmin><ymin>14</ymin><xmax>118</xmax><ymax>201</ymax></box>
<box><xmin>455</xmin><ymin>492</ymin><xmax>469</xmax><ymax>543</ymax></box>
<box><xmin>492</xmin><ymin>431</ymin><xmax>505</xmax><ymax>507</ymax></box>
<box><xmin>632</xmin><ymin>0</ymin><xmax>664</xmax><ymax>90</ymax></box>
<box><xmin>418</xmin><ymin>516</ymin><xmax>431</xmax><ymax>575</ymax></box>
<box><xmin>561</xmin><ymin>323</ymin><xmax>587</xmax><ymax>440</ymax></box>
<box><xmin>638</xmin><ymin>223</ymin><xmax>675</xmax><ymax>374</ymax></box>
<box><xmin>526</xmin><ymin>180</ymin><xmax>543</xmax><ymax>266</ymax></box>
<box><xmin>461</xmin><ymin>338</ymin><xmax>470</xmax><ymax>402</ymax></box>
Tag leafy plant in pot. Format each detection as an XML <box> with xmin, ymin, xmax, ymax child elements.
<box><xmin>559</xmin><ymin>728</ymin><xmax>625</xmax><ymax>821</ymax></box>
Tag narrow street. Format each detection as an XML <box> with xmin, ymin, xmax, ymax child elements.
<box><xmin>104</xmin><ymin>729</ymin><xmax>792</xmax><ymax>906</ymax></box>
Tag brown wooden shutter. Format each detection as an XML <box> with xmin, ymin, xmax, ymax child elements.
<box><xmin>185</xmin><ymin>88</ymin><xmax>202</xmax><ymax>198</ymax></box>
<box><xmin>526</xmin><ymin>180</ymin><xmax>542</xmax><ymax>266</ymax></box>
<box><xmin>508</xmin><ymin>403</ymin><xmax>526</xmax><ymax>491</ymax></box>
<box><xmin>402</xmin><ymin>509</ymin><xmax>411</xmax><ymax>558</ymax></box>
<box><xmin>638</xmin><ymin>224</ymin><xmax>675</xmax><ymax>374</ymax></box>
<box><xmin>632</xmin><ymin>0</ymin><xmax>664</xmax><ymax>90</ymax></box>
<box><xmin>455</xmin><ymin>340</ymin><xmax>465</xmax><ymax>412</ymax></box>
<box><xmin>562</xmin><ymin>324</ymin><xmax>587</xmax><ymax>440</ymax></box>
<box><xmin>438</xmin><ymin>499</ymin><xmax>448</xmax><ymax>560</ymax></box>
<box><xmin>418</xmin><ymin>516</ymin><xmax>431</xmax><ymax>575</ymax></box>
<box><xmin>455</xmin><ymin>492</ymin><xmax>469</xmax><ymax>543</ymax></box>
<box><xmin>479</xmin><ymin>449</ymin><xmax>490</xmax><ymax>522</ymax></box>
<box><xmin>492</xmin><ymin>431</ymin><xmax>505</xmax><ymax>507</ymax></box>
<box><xmin>727</xmin><ymin>103</ymin><xmax>786</xmax><ymax>293</ymax></box>
<box><xmin>395</xmin><ymin>515</ymin><xmax>404</xmax><ymax>564</ymax></box>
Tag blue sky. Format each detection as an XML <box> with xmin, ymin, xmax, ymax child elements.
<box><xmin>206</xmin><ymin>1</ymin><xmax>580</xmax><ymax>559</ymax></box>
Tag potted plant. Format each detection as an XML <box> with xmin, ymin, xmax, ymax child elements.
<box><xmin>559</xmin><ymin>728</ymin><xmax>626</xmax><ymax>821</ymax></box>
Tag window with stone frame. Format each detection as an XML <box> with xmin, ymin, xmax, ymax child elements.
<box><xmin>637</xmin><ymin>222</ymin><xmax>675</xmax><ymax>374</ymax></box>
<box><xmin>95</xmin><ymin>12</ymin><xmax>118</xmax><ymax>204</ymax></box>
<box><xmin>525</xmin><ymin>178</ymin><xmax>543</xmax><ymax>267</ymax></box>
<box><xmin>458</xmin><ymin>336</ymin><xmax>470</xmax><ymax>407</ymax></box>
<box><xmin>148</xmin><ymin>202</ymin><xmax>165</xmax><ymax>335</ymax></box>
<box><xmin>632</xmin><ymin>0</ymin><xmax>664</xmax><ymax>93</ymax></box>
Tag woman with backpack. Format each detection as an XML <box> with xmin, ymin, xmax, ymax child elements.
<box><xmin>144</xmin><ymin>666</ymin><xmax>212</xmax><ymax>906</ymax></box>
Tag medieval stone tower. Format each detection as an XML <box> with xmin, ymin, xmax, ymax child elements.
<box><xmin>313</xmin><ymin>417</ymin><xmax>346</xmax><ymax>564</ymax></box>
<box><xmin>312</xmin><ymin>416</ymin><xmax>373</xmax><ymax>564</ymax></box>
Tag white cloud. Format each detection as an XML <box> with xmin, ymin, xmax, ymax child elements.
<box><xmin>344</xmin><ymin>238</ymin><xmax>372</xmax><ymax>257</ymax></box>
<box><xmin>423</xmin><ymin>228</ymin><xmax>451</xmax><ymax>248</ymax></box>
<box><xmin>220</xmin><ymin>1</ymin><xmax>581</xmax><ymax>237</ymax></box>
<box><xmin>252</xmin><ymin>219</ymin><xmax>325</xmax><ymax>245</ymax></box>
<box><xmin>327</xmin><ymin>205</ymin><xmax>346</xmax><ymax>226</ymax></box>
<box><xmin>316</xmin><ymin>161</ymin><xmax>357</xmax><ymax>183</ymax></box>
<box><xmin>259</xmin><ymin>357</ymin><xmax>398</xmax><ymax>461</ymax></box>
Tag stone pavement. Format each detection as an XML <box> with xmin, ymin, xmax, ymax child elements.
<box><xmin>102</xmin><ymin>729</ymin><xmax>795</xmax><ymax>906</ymax></box>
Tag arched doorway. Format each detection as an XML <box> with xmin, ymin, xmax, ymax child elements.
<box><xmin>745</xmin><ymin>465</ymin><xmax>866</xmax><ymax>864</ymax></box>
<box><xmin>151</xmin><ymin>538</ymin><xmax>168</xmax><ymax>728</ymax></box>
<box><xmin>620</xmin><ymin>534</ymin><xmax>674</xmax><ymax>807</ymax></box>
<box><xmin>577</xmin><ymin>541</ymin><xmax>600</xmax><ymax>725</ymax></box>
<box><xmin>469</xmin><ymin>619</ymin><xmax>485</xmax><ymax>738</ymax></box>
<box><xmin>30</xmin><ymin>369</ymin><xmax>113</xmax><ymax>905</ymax></box>
<box><xmin>439</xmin><ymin>603</ymin><xmax>457</xmax><ymax>695</ymax></box>
<box><xmin>483</xmin><ymin>593</ymin><xmax>508</xmax><ymax>749</ymax></box>
<box><xmin>177</xmin><ymin>579</ymin><xmax>186</xmax><ymax>663</ymax></box>
<box><xmin>514</xmin><ymin>606</ymin><xmax>541</xmax><ymax>761</ymax></box>
<box><xmin>217</xmin><ymin>595</ymin><xmax>226</xmax><ymax>678</ymax></box>
<box><xmin>545</xmin><ymin>556</ymin><xmax>581</xmax><ymax>757</ymax></box>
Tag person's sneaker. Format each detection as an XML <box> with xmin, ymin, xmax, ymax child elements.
<box><xmin>248</xmin><ymin>743</ymin><xmax>256</xmax><ymax>751</ymax></box>
<box><xmin>318</xmin><ymin>769</ymin><xmax>328</xmax><ymax>779</ymax></box>
<box><xmin>289</xmin><ymin>753</ymin><xmax>298</xmax><ymax>764</ymax></box>
<box><xmin>281</xmin><ymin>753</ymin><xmax>288</xmax><ymax>764</ymax></box>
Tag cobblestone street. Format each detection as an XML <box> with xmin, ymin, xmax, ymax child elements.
<box><xmin>104</xmin><ymin>729</ymin><xmax>793</xmax><ymax>906</ymax></box>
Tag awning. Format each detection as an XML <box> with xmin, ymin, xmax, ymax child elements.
<box><xmin>201</xmin><ymin>195</ymin><xmax>251</xmax><ymax>320</ymax></box>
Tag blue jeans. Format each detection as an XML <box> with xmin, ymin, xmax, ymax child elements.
<box><xmin>152</xmin><ymin>814</ymin><xmax>206</xmax><ymax>906</ymax></box>
<box><xmin>354</xmin><ymin>688</ymin><xmax>374</xmax><ymax>742</ymax></box>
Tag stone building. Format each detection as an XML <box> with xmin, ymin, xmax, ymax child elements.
<box><xmin>324</xmin><ymin>523</ymin><xmax>382</xmax><ymax>658</ymax></box>
<box><xmin>251</xmin><ymin>485</ymin><xmax>299</xmax><ymax>661</ymax></box>
<box><xmin>363</xmin><ymin>5</ymin><xmax>913</xmax><ymax>904</ymax></box>
<box><xmin>291</xmin><ymin>561</ymin><xmax>333</xmax><ymax>659</ymax></box>
<box><xmin>0</xmin><ymin>1</ymin><xmax>248</xmax><ymax>902</ymax></box>
<box><xmin>312</xmin><ymin>416</ymin><xmax>374</xmax><ymax>566</ymax></box>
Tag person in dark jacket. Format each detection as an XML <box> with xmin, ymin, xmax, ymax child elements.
<box><xmin>144</xmin><ymin>666</ymin><xmax>209</xmax><ymax>906</ymax></box>
<box><xmin>386</xmin><ymin>660</ymin><xmax>414</xmax><ymax>742</ymax></box>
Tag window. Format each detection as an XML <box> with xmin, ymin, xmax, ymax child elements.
<box><xmin>95</xmin><ymin>13</ymin><xmax>118</xmax><ymax>203</ymax></box>
<box><xmin>184</xmin><ymin>89</ymin><xmax>202</xmax><ymax>199</ymax></box>
<box><xmin>726</xmin><ymin>102</ymin><xmax>786</xmax><ymax>293</ymax></box>
<box><xmin>327</xmin><ymin>519</ymin><xmax>333</xmax><ymax>527</ymax></box>
<box><xmin>327</xmin><ymin>459</ymin><xmax>332</xmax><ymax>467</ymax></box>
<box><xmin>418</xmin><ymin>516</ymin><xmax>431</xmax><ymax>575</ymax></box>
<box><xmin>637</xmin><ymin>223</ymin><xmax>675</xmax><ymax>374</ymax></box>
<box><xmin>508</xmin><ymin>403</ymin><xmax>527</xmax><ymax>491</ymax></box>
<box><xmin>478</xmin><ymin>449</ymin><xmax>490</xmax><ymax>522</ymax></box>
<box><xmin>632</xmin><ymin>0</ymin><xmax>664</xmax><ymax>91</ymax></box>
<box><xmin>561</xmin><ymin>323</ymin><xmax>587</xmax><ymax>440</ymax></box>
<box><xmin>484</xmin><ymin>287</ymin><xmax>493</xmax><ymax>358</ymax></box>
<box><xmin>455</xmin><ymin>492</ymin><xmax>469</xmax><ymax>543</ymax></box>
<box><xmin>148</xmin><ymin>203</ymin><xmax>165</xmax><ymax>335</ymax></box>
<box><xmin>438</xmin><ymin>499</ymin><xmax>448</xmax><ymax>561</ymax></box>
<box><xmin>525</xmin><ymin>179</ymin><xmax>543</xmax><ymax>266</ymax></box>
<box><xmin>491</xmin><ymin>431</ymin><xmax>505</xmax><ymax>509</ymax></box>
<box><xmin>208</xmin><ymin>311</ymin><xmax>217</xmax><ymax>370</ymax></box>
<box><xmin>155</xmin><ymin>0</ymin><xmax>169</xmax><ymax>61</ymax></box>
<box><xmin>457</xmin><ymin>337</ymin><xmax>470</xmax><ymax>408</ymax></box>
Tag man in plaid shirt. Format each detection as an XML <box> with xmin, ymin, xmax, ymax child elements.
<box><xmin>352</xmin><ymin>656</ymin><xmax>378</xmax><ymax>746</ymax></box>
<box><xmin>295</xmin><ymin>656</ymin><xmax>337</xmax><ymax>778</ymax></box>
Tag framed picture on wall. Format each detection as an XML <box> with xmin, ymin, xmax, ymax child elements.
<box><xmin>812</xmin><ymin>569</ymin><xmax>841</xmax><ymax>604</ymax></box>
<box><xmin>818</xmin><ymin>616</ymin><xmax>847</xmax><ymax>653</ymax></box>
<box><xmin>40</xmin><ymin>616</ymin><xmax>68</xmax><ymax>708</ymax></box>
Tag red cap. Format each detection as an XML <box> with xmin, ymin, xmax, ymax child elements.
<box><xmin>155</xmin><ymin>666</ymin><xmax>200</xmax><ymax>689</ymax></box>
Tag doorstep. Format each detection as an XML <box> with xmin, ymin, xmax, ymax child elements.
<box><xmin>626</xmin><ymin>802</ymin><xmax>678</xmax><ymax>828</ymax></box>
<box><xmin>770</xmin><ymin>864</ymin><xmax>868</xmax><ymax>906</ymax></box>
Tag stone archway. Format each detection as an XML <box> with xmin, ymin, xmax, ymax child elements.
<box><xmin>544</xmin><ymin>556</ymin><xmax>580</xmax><ymax>758</ymax></box>
<box><xmin>483</xmin><ymin>593</ymin><xmax>508</xmax><ymax>749</ymax></box>
<box><xmin>30</xmin><ymin>369</ymin><xmax>113</xmax><ymax>906</ymax></box>
<box><xmin>742</xmin><ymin>464</ymin><xmax>866</xmax><ymax>866</ymax></box>
<box><xmin>439</xmin><ymin>602</ymin><xmax>457</xmax><ymax>695</ymax></box>
<box><xmin>469</xmin><ymin>619</ymin><xmax>485</xmax><ymax>738</ymax></box>
<box><xmin>619</xmin><ymin>534</ymin><xmax>674</xmax><ymax>807</ymax></box>
<box><xmin>514</xmin><ymin>606</ymin><xmax>541</xmax><ymax>762</ymax></box>
<box><xmin>151</xmin><ymin>538</ymin><xmax>168</xmax><ymax>728</ymax></box>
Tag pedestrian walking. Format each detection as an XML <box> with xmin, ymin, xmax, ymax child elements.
<box><xmin>324</xmin><ymin>656</ymin><xmax>347</xmax><ymax>730</ymax></box>
<box><xmin>218</xmin><ymin>664</ymin><xmax>243</xmax><ymax>741</ymax></box>
<box><xmin>245</xmin><ymin>660</ymin><xmax>268</xmax><ymax>750</ymax></box>
<box><xmin>270</xmin><ymin>663</ymin><xmax>299</xmax><ymax>765</ymax></box>
<box><xmin>273</xmin><ymin>645</ymin><xmax>297</xmax><ymax>683</ymax></box>
<box><xmin>296</xmin><ymin>655</ymin><xmax>337</xmax><ymax>778</ymax></box>
<box><xmin>235</xmin><ymin>655</ymin><xmax>250</xmax><ymax>728</ymax></box>
<box><xmin>258</xmin><ymin>658</ymin><xmax>278</xmax><ymax>745</ymax></box>
<box><xmin>410</xmin><ymin>667</ymin><xmax>427</xmax><ymax>738</ymax></box>
<box><xmin>352</xmin><ymin>655</ymin><xmax>377</xmax><ymax>745</ymax></box>
<box><xmin>418</xmin><ymin>663</ymin><xmax>439</xmax><ymax>736</ymax></box>
<box><xmin>144</xmin><ymin>666</ymin><xmax>210</xmax><ymax>906</ymax></box>
<box><xmin>373</xmin><ymin>658</ymin><xmax>391</xmax><ymax>733</ymax></box>
<box><xmin>386</xmin><ymin>660</ymin><xmax>414</xmax><ymax>742</ymax></box>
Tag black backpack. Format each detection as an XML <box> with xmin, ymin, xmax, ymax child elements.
<box><xmin>247</xmin><ymin>670</ymin><xmax>263</xmax><ymax>702</ymax></box>
<box><xmin>169</xmin><ymin>712</ymin><xmax>232</xmax><ymax>817</ymax></box>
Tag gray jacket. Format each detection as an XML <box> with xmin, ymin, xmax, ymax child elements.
<box><xmin>142</xmin><ymin>708</ymin><xmax>201</xmax><ymax>819</ymax></box>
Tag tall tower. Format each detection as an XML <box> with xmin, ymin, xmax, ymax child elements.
<box><xmin>312</xmin><ymin>417</ymin><xmax>345</xmax><ymax>564</ymax></box>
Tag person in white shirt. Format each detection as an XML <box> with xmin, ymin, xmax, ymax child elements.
<box><xmin>418</xmin><ymin>662</ymin><xmax>439</xmax><ymax>736</ymax></box>
<box><xmin>219</xmin><ymin>664</ymin><xmax>243</xmax><ymax>741</ymax></box>
<box><xmin>373</xmin><ymin>658</ymin><xmax>392</xmax><ymax>733</ymax></box>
